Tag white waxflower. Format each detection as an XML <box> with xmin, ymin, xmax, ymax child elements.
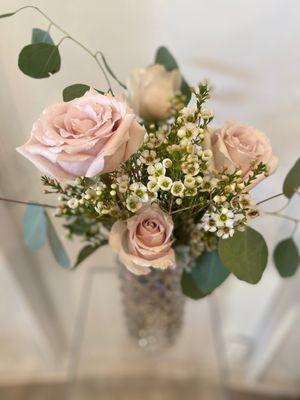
<box><xmin>119</xmin><ymin>181</ymin><xmax>129</xmax><ymax>193</ymax></box>
<box><xmin>201</xmin><ymin>109</ymin><xmax>214</xmax><ymax>120</ymax></box>
<box><xmin>157</xmin><ymin>176</ymin><xmax>173</xmax><ymax>191</ymax></box>
<box><xmin>175</xmin><ymin>198</ymin><xmax>183</xmax><ymax>205</ymax></box>
<box><xmin>147</xmin><ymin>180</ymin><xmax>159</xmax><ymax>192</ymax></box>
<box><xmin>202</xmin><ymin>214</ymin><xmax>217</xmax><ymax>232</ymax></box>
<box><xmin>84</xmin><ymin>188</ymin><xmax>96</xmax><ymax>200</ymax></box>
<box><xmin>213</xmin><ymin>209</ymin><xmax>234</xmax><ymax>228</ymax></box>
<box><xmin>182</xmin><ymin>162</ymin><xmax>200</xmax><ymax>176</ymax></box>
<box><xmin>239</xmin><ymin>194</ymin><xmax>256</xmax><ymax>209</ymax></box>
<box><xmin>213</xmin><ymin>195</ymin><xmax>226</xmax><ymax>204</ymax></box>
<box><xmin>130</xmin><ymin>182</ymin><xmax>149</xmax><ymax>202</ymax></box>
<box><xmin>196</xmin><ymin>176</ymin><xmax>203</xmax><ymax>184</ymax></box>
<box><xmin>202</xmin><ymin>149</ymin><xmax>213</xmax><ymax>161</ymax></box>
<box><xmin>184</xmin><ymin>175</ymin><xmax>196</xmax><ymax>188</ymax></box>
<box><xmin>171</xmin><ymin>181</ymin><xmax>185</xmax><ymax>196</ymax></box>
<box><xmin>140</xmin><ymin>149</ymin><xmax>159</xmax><ymax>165</ymax></box>
<box><xmin>185</xmin><ymin>187</ymin><xmax>197</xmax><ymax>196</ymax></box>
<box><xmin>147</xmin><ymin>162</ymin><xmax>166</xmax><ymax>177</ymax></box>
<box><xmin>162</xmin><ymin>158</ymin><xmax>173</xmax><ymax>168</ymax></box>
<box><xmin>148</xmin><ymin>191</ymin><xmax>158</xmax><ymax>202</ymax></box>
<box><xmin>217</xmin><ymin>226</ymin><xmax>234</xmax><ymax>239</ymax></box>
<box><xmin>67</xmin><ymin>198</ymin><xmax>79</xmax><ymax>209</ymax></box>
<box><xmin>126</xmin><ymin>196</ymin><xmax>142</xmax><ymax>212</ymax></box>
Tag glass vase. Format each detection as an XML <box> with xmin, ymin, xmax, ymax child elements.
<box><xmin>119</xmin><ymin>263</ymin><xmax>185</xmax><ymax>352</ymax></box>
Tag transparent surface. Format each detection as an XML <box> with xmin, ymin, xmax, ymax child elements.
<box><xmin>65</xmin><ymin>265</ymin><xmax>226</xmax><ymax>399</ymax></box>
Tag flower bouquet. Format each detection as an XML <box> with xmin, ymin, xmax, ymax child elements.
<box><xmin>1</xmin><ymin>6</ymin><xmax>299</xmax><ymax>347</ymax></box>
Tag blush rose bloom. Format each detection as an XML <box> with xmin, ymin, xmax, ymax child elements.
<box><xmin>127</xmin><ymin>64</ymin><xmax>182</xmax><ymax>121</ymax></box>
<box><xmin>206</xmin><ymin>120</ymin><xmax>278</xmax><ymax>189</ymax></box>
<box><xmin>16</xmin><ymin>89</ymin><xmax>145</xmax><ymax>181</ymax></box>
<box><xmin>109</xmin><ymin>205</ymin><xmax>175</xmax><ymax>275</ymax></box>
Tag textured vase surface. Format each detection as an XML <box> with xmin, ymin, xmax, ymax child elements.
<box><xmin>119</xmin><ymin>264</ymin><xmax>185</xmax><ymax>351</ymax></box>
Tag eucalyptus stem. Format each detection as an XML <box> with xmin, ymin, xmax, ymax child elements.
<box><xmin>257</xmin><ymin>192</ymin><xmax>284</xmax><ymax>205</ymax></box>
<box><xmin>263</xmin><ymin>211</ymin><xmax>300</xmax><ymax>224</ymax></box>
<box><xmin>0</xmin><ymin>197</ymin><xmax>56</xmax><ymax>209</ymax></box>
<box><xmin>7</xmin><ymin>5</ymin><xmax>121</xmax><ymax>93</ymax></box>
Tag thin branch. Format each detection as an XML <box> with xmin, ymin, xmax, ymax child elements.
<box><xmin>257</xmin><ymin>192</ymin><xmax>284</xmax><ymax>205</ymax></box>
<box><xmin>0</xmin><ymin>197</ymin><xmax>56</xmax><ymax>209</ymax></box>
<box><xmin>263</xmin><ymin>211</ymin><xmax>300</xmax><ymax>223</ymax></box>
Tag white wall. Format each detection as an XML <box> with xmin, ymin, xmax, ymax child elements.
<box><xmin>0</xmin><ymin>0</ymin><xmax>299</xmax><ymax>393</ymax></box>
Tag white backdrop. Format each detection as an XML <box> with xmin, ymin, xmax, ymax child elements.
<box><xmin>0</xmin><ymin>0</ymin><xmax>299</xmax><ymax>393</ymax></box>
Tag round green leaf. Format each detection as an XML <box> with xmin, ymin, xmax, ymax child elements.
<box><xmin>218</xmin><ymin>227</ymin><xmax>268</xmax><ymax>284</ymax></box>
<box><xmin>23</xmin><ymin>205</ymin><xmax>47</xmax><ymax>250</ymax></box>
<box><xmin>63</xmin><ymin>84</ymin><xmax>90</xmax><ymax>102</ymax></box>
<box><xmin>18</xmin><ymin>43</ymin><xmax>61</xmax><ymax>79</ymax></box>
<box><xmin>181</xmin><ymin>270</ymin><xmax>208</xmax><ymax>300</ymax></box>
<box><xmin>155</xmin><ymin>46</ymin><xmax>191</xmax><ymax>104</ymax></box>
<box><xmin>274</xmin><ymin>238</ymin><xmax>299</xmax><ymax>277</ymax></box>
<box><xmin>192</xmin><ymin>250</ymin><xmax>230</xmax><ymax>294</ymax></box>
<box><xmin>45</xmin><ymin>213</ymin><xmax>70</xmax><ymax>268</ymax></box>
<box><xmin>283</xmin><ymin>158</ymin><xmax>300</xmax><ymax>198</ymax></box>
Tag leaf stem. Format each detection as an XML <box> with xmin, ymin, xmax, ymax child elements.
<box><xmin>0</xmin><ymin>197</ymin><xmax>56</xmax><ymax>209</ymax></box>
<box><xmin>263</xmin><ymin>211</ymin><xmax>300</xmax><ymax>223</ymax></box>
<box><xmin>257</xmin><ymin>192</ymin><xmax>284</xmax><ymax>205</ymax></box>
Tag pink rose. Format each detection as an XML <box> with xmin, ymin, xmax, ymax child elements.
<box><xmin>207</xmin><ymin>120</ymin><xmax>278</xmax><ymax>189</ymax></box>
<box><xmin>17</xmin><ymin>89</ymin><xmax>145</xmax><ymax>181</ymax></box>
<box><xmin>109</xmin><ymin>205</ymin><xmax>175</xmax><ymax>275</ymax></box>
<box><xmin>127</xmin><ymin>64</ymin><xmax>182</xmax><ymax>121</ymax></box>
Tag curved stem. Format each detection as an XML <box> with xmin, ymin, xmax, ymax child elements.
<box><xmin>0</xmin><ymin>197</ymin><xmax>56</xmax><ymax>209</ymax></box>
<box><xmin>11</xmin><ymin>6</ymin><xmax>114</xmax><ymax>92</ymax></box>
<box><xmin>263</xmin><ymin>211</ymin><xmax>300</xmax><ymax>223</ymax></box>
<box><xmin>257</xmin><ymin>192</ymin><xmax>284</xmax><ymax>205</ymax></box>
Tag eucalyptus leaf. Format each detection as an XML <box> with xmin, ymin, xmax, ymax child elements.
<box><xmin>31</xmin><ymin>28</ymin><xmax>54</xmax><ymax>45</ymax></box>
<box><xmin>18</xmin><ymin>43</ymin><xmax>61</xmax><ymax>79</ymax></box>
<box><xmin>218</xmin><ymin>227</ymin><xmax>268</xmax><ymax>284</ymax></box>
<box><xmin>155</xmin><ymin>46</ymin><xmax>191</xmax><ymax>104</ymax></box>
<box><xmin>192</xmin><ymin>250</ymin><xmax>230</xmax><ymax>293</ymax></box>
<box><xmin>63</xmin><ymin>84</ymin><xmax>90</xmax><ymax>101</ymax></box>
<box><xmin>74</xmin><ymin>241</ymin><xmax>107</xmax><ymax>268</ymax></box>
<box><xmin>181</xmin><ymin>270</ymin><xmax>208</xmax><ymax>300</ymax></box>
<box><xmin>274</xmin><ymin>238</ymin><xmax>299</xmax><ymax>277</ymax></box>
<box><xmin>45</xmin><ymin>212</ymin><xmax>70</xmax><ymax>268</ymax></box>
<box><xmin>283</xmin><ymin>158</ymin><xmax>300</xmax><ymax>198</ymax></box>
<box><xmin>62</xmin><ymin>84</ymin><xmax>104</xmax><ymax>101</ymax></box>
<box><xmin>23</xmin><ymin>205</ymin><xmax>47</xmax><ymax>250</ymax></box>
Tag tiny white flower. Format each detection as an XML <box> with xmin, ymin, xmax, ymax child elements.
<box><xmin>157</xmin><ymin>176</ymin><xmax>173</xmax><ymax>191</ymax></box>
<box><xmin>110</xmin><ymin>190</ymin><xmax>116</xmax><ymax>196</ymax></box>
<box><xmin>175</xmin><ymin>198</ymin><xmax>183</xmax><ymax>205</ymax></box>
<box><xmin>147</xmin><ymin>180</ymin><xmax>159</xmax><ymax>192</ymax></box>
<box><xmin>201</xmin><ymin>109</ymin><xmax>214</xmax><ymax>120</ymax></box>
<box><xmin>162</xmin><ymin>158</ymin><xmax>172</xmax><ymax>168</ymax></box>
<box><xmin>67</xmin><ymin>198</ymin><xmax>79</xmax><ymax>209</ymax></box>
<box><xmin>119</xmin><ymin>181</ymin><xmax>128</xmax><ymax>193</ymax></box>
<box><xmin>202</xmin><ymin>149</ymin><xmax>213</xmax><ymax>161</ymax></box>
<box><xmin>217</xmin><ymin>226</ymin><xmax>234</xmax><ymax>239</ymax></box>
<box><xmin>184</xmin><ymin>175</ymin><xmax>196</xmax><ymax>188</ymax></box>
<box><xmin>177</xmin><ymin>128</ymin><xmax>186</xmax><ymax>138</ymax></box>
<box><xmin>147</xmin><ymin>162</ymin><xmax>166</xmax><ymax>177</ymax></box>
<box><xmin>126</xmin><ymin>196</ymin><xmax>142</xmax><ymax>212</ymax></box>
<box><xmin>130</xmin><ymin>183</ymin><xmax>148</xmax><ymax>202</ymax></box>
<box><xmin>171</xmin><ymin>181</ymin><xmax>185</xmax><ymax>197</ymax></box>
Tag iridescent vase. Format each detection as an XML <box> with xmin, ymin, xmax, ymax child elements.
<box><xmin>119</xmin><ymin>264</ymin><xmax>185</xmax><ymax>351</ymax></box>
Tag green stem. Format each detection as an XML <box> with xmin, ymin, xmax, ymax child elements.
<box><xmin>257</xmin><ymin>192</ymin><xmax>284</xmax><ymax>205</ymax></box>
<box><xmin>0</xmin><ymin>196</ymin><xmax>56</xmax><ymax>209</ymax></box>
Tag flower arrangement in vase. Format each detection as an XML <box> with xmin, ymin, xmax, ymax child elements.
<box><xmin>0</xmin><ymin>6</ymin><xmax>299</xmax><ymax>306</ymax></box>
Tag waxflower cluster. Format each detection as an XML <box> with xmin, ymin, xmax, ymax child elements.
<box><xmin>41</xmin><ymin>83</ymin><xmax>269</xmax><ymax>270</ymax></box>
